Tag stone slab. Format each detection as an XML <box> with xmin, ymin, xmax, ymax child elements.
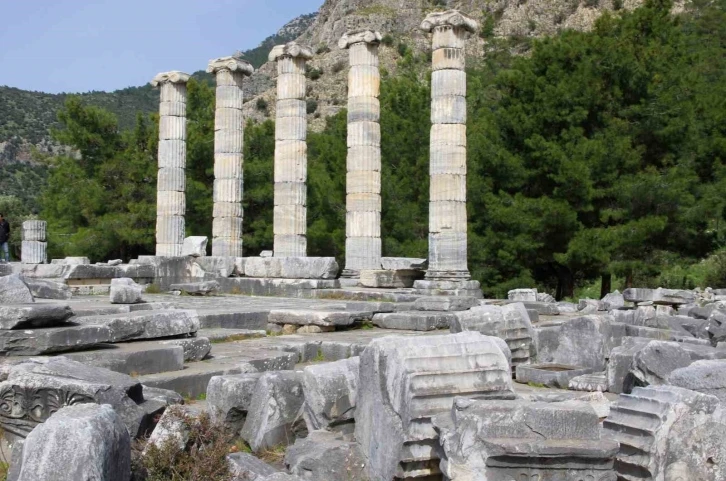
<box><xmin>0</xmin><ymin>304</ymin><xmax>73</xmax><ymax>329</ymax></box>
<box><xmin>372</xmin><ymin>311</ymin><xmax>455</xmax><ymax>330</ymax></box>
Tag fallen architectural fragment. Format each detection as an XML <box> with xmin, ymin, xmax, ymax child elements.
<box><xmin>20</xmin><ymin>220</ymin><xmax>47</xmax><ymax>265</ymax></box>
<box><xmin>434</xmin><ymin>398</ymin><xmax>619</xmax><ymax>480</ymax></box>
<box><xmin>355</xmin><ymin>332</ymin><xmax>514</xmax><ymax>480</ymax></box>
<box><xmin>15</xmin><ymin>404</ymin><xmax>130</xmax><ymax>481</ymax></box>
<box><xmin>302</xmin><ymin>357</ymin><xmax>359</xmax><ymax>433</ymax></box>
<box><xmin>285</xmin><ymin>430</ymin><xmax>368</xmax><ymax>481</ymax></box>
<box><xmin>109</xmin><ymin>277</ymin><xmax>143</xmax><ymax>304</ymax></box>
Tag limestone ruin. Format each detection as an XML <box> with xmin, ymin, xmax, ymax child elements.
<box><xmin>2</xmin><ymin>8</ymin><xmax>726</xmax><ymax>481</ymax></box>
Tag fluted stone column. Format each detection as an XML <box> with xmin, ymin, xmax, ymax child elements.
<box><xmin>21</xmin><ymin>220</ymin><xmax>47</xmax><ymax>264</ymax></box>
<box><xmin>339</xmin><ymin>30</ymin><xmax>383</xmax><ymax>278</ymax></box>
<box><xmin>207</xmin><ymin>56</ymin><xmax>254</xmax><ymax>257</ymax></box>
<box><xmin>152</xmin><ymin>71</ymin><xmax>190</xmax><ymax>257</ymax></box>
<box><xmin>420</xmin><ymin>11</ymin><xmax>478</xmax><ymax>282</ymax></box>
<box><xmin>269</xmin><ymin>42</ymin><xmax>313</xmax><ymax>258</ymax></box>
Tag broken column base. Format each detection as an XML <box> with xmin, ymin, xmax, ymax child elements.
<box><xmin>414</xmin><ymin>279</ymin><xmax>483</xmax><ymax>298</ymax></box>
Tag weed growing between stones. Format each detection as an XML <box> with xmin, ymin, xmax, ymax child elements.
<box><xmin>144</xmin><ymin>284</ymin><xmax>162</xmax><ymax>294</ymax></box>
<box><xmin>135</xmin><ymin>410</ymin><xmax>235</xmax><ymax>481</ymax></box>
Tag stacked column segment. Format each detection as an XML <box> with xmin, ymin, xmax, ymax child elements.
<box><xmin>207</xmin><ymin>56</ymin><xmax>254</xmax><ymax>257</ymax></box>
<box><xmin>339</xmin><ymin>30</ymin><xmax>383</xmax><ymax>278</ymax></box>
<box><xmin>152</xmin><ymin>71</ymin><xmax>190</xmax><ymax>257</ymax></box>
<box><xmin>420</xmin><ymin>11</ymin><xmax>478</xmax><ymax>281</ymax></box>
<box><xmin>269</xmin><ymin>43</ymin><xmax>313</xmax><ymax>258</ymax></box>
<box><xmin>21</xmin><ymin>220</ymin><xmax>47</xmax><ymax>264</ymax></box>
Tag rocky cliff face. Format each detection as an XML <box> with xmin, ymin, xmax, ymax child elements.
<box><xmin>241</xmin><ymin>0</ymin><xmax>687</xmax><ymax>131</ymax></box>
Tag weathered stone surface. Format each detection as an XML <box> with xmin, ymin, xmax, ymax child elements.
<box><xmin>355</xmin><ymin>332</ymin><xmax>514</xmax><ymax>481</ymax></box>
<box><xmin>161</xmin><ymin>336</ymin><xmax>211</xmax><ymax>362</ymax></box>
<box><xmin>16</xmin><ymin>404</ymin><xmax>130</xmax><ymax>481</ymax></box>
<box><xmin>207</xmin><ymin>373</ymin><xmax>262</xmax><ymax>433</ymax></box>
<box><xmin>507</xmin><ymin>288</ymin><xmax>537</xmax><ymax>302</ymax></box>
<box><xmin>604</xmin><ymin>385</ymin><xmax>726</xmax><ymax>481</ymax></box>
<box><xmin>170</xmin><ymin>280</ymin><xmax>219</xmax><ymax>296</ymax></box>
<box><xmin>285</xmin><ymin>430</ymin><xmax>369</xmax><ymax>481</ymax></box>
<box><xmin>0</xmin><ymin>357</ymin><xmax>146</xmax><ymax>438</ymax></box>
<box><xmin>412</xmin><ymin>295</ymin><xmax>478</xmax><ymax>311</ymax></box>
<box><xmin>451</xmin><ymin>303</ymin><xmax>534</xmax><ymax>368</ymax></box>
<box><xmin>435</xmin><ymin>397</ymin><xmax>618</xmax><ymax>481</ymax></box>
<box><xmin>64</xmin><ymin>343</ymin><xmax>184</xmax><ymax>376</ymax></box>
<box><xmin>0</xmin><ymin>324</ymin><xmax>113</xmax><ymax>356</ymax></box>
<box><xmin>516</xmin><ymin>363</ymin><xmax>596</xmax><ymax>389</ymax></box>
<box><xmin>77</xmin><ymin>309</ymin><xmax>200</xmax><ymax>342</ymax></box>
<box><xmin>578</xmin><ymin>298</ymin><xmax>599</xmax><ymax>313</ymax></box>
<box><xmin>627</xmin><ymin>340</ymin><xmax>693</xmax><ymax>391</ymax></box>
<box><xmin>23</xmin><ymin>279</ymin><xmax>71</xmax><ymax>300</ymax></box>
<box><xmin>359</xmin><ymin>269</ymin><xmax>422</xmax><ymax>288</ymax></box>
<box><xmin>600</xmin><ymin>290</ymin><xmax>625</xmax><ymax>310</ymax></box>
<box><xmin>181</xmin><ymin>236</ymin><xmax>208</xmax><ymax>257</ymax></box>
<box><xmin>534</xmin><ymin>315</ymin><xmax>613</xmax><ymax>370</ymax></box>
<box><xmin>0</xmin><ymin>274</ymin><xmax>34</xmax><ymax>304</ymax></box>
<box><xmin>302</xmin><ymin>357</ymin><xmax>358</xmax><ymax>433</ymax></box>
<box><xmin>667</xmin><ymin>359</ymin><xmax>726</xmax><ymax>401</ymax></box>
<box><xmin>268</xmin><ymin>309</ymin><xmax>370</xmax><ymax>327</ymax></box>
<box><xmin>380</xmin><ymin>257</ymin><xmax>427</xmax><ymax>270</ymax></box>
<box><xmin>109</xmin><ymin>277</ymin><xmax>143</xmax><ymax>304</ymax></box>
<box><xmin>556</xmin><ymin>301</ymin><xmax>578</xmax><ymax>313</ymax></box>
<box><xmin>144</xmin><ymin>405</ymin><xmax>196</xmax><ymax>455</ymax></box>
<box><xmin>241</xmin><ymin>371</ymin><xmax>306</xmax><ymax>452</ymax></box>
<box><xmin>568</xmin><ymin>371</ymin><xmax>608</xmax><ymax>392</ymax></box>
<box><xmin>372</xmin><ymin>311</ymin><xmax>455</xmax><ymax>331</ymax></box>
<box><xmin>0</xmin><ymin>304</ymin><xmax>73</xmax><ymax>329</ymax></box>
<box><xmin>228</xmin><ymin>452</ymin><xmax>279</xmax><ymax>480</ymax></box>
<box><xmin>244</xmin><ymin>257</ymin><xmax>338</xmax><ymax>279</ymax></box>
<box><xmin>623</xmin><ymin>287</ymin><xmax>696</xmax><ymax>305</ymax></box>
<box><xmin>521</xmin><ymin>300</ymin><xmax>560</xmax><ymax>315</ymax></box>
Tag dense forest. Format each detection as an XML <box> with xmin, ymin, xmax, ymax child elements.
<box><xmin>9</xmin><ymin>0</ymin><xmax>726</xmax><ymax>299</ymax></box>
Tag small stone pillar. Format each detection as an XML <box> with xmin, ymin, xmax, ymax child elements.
<box><xmin>419</xmin><ymin>11</ymin><xmax>478</xmax><ymax>282</ymax></box>
<box><xmin>269</xmin><ymin>42</ymin><xmax>313</xmax><ymax>258</ymax></box>
<box><xmin>151</xmin><ymin>71</ymin><xmax>190</xmax><ymax>257</ymax></box>
<box><xmin>21</xmin><ymin>220</ymin><xmax>47</xmax><ymax>264</ymax></box>
<box><xmin>207</xmin><ymin>55</ymin><xmax>254</xmax><ymax>257</ymax></box>
<box><xmin>339</xmin><ymin>30</ymin><xmax>383</xmax><ymax>278</ymax></box>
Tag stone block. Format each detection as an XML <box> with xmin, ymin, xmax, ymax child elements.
<box><xmin>348</xmin><ymin>65</ymin><xmax>380</xmax><ymax>98</ymax></box>
<box><xmin>181</xmin><ymin>236</ymin><xmax>208</xmax><ymax>257</ymax></box>
<box><xmin>273</xmin><ymin>205</ymin><xmax>306</xmax><ymax>235</ymax></box>
<box><xmin>21</xmin><ymin>220</ymin><xmax>46</xmax><ymax>241</ymax></box>
<box><xmin>515</xmin><ymin>363</ymin><xmax>596</xmax><ymax>388</ymax></box>
<box><xmin>214</xmin><ymin>153</ymin><xmax>243</xmax><ymax>179</ymax></box>
<box><xmin>452</xmin><ymin>303</ymin><xmax>534</xmax><ymax>368</ymax></box>
<box><xmin>508</xmin><ymin>288</ymin><xmax>538</xmax><ymax>302</ymax></box>
<box><xmin>430</xmin><ymin>144</ymin><xmax>466</xmax><ymax>174</ymax></box>
<box><xmin>16</xmin><ymin>404</ymin><xmax>130</xmax><ymax>481</ymax></box>
<box><xmin>157</xmin><ymin>166</ymin><xmax>185</xmax><ymax>192</ymax></box>
<box><xmin>273</xmin><ymin>235</ymin><xmax>307</xmax><ymax>258</ymax></box>
<box><xmin>667</xmin><ymin>359</ymin><xmax>726</xmax><ymax>401</ymax></box>
<box><xmin>431</xmin><ymin>95</ymin><xmax>467</xmax><ymax>124</ymax></box>
<box><xmin>274</xmin><ymin>181</ymin><xmax>307</xmax><ymax>206</ymax></box>
<box><xmin>569</xmin><ymin>371</ymin><xmax>609</xmax><ymax>392</ymax></box>
<box><xmin>431</xmin><ymin>69</ymin><xmax>466</xmax><ymax>97</ymax></box>
<box><xmin>604</xmin><ymin>386</ymin><xmax>726</xmax><ymax>481</ymax></box>
<box><xmin>0</xmin><ymin>304</ymin><xmax>73</xmax><ymax>329</ymax></box>
<box><xmin>413</xmin><ymin>296</ymin><xmax>478</xmax><ymax>311</ymax></box>
<box><xmin>109</xmin><ymin>277</ymin><xmax>143</xmax><ymax>304</ymax></box>
<box><xmin>169</xmin><ymin>281</ymin><xmax>219</xmax><ymax>296</ymax></box>
<box><xmin>600</xmin><ymin>290</ymin><xmax>625</xmax><ymax>310</ymax></box>
<box><xmin>431</xmin><ymin>46</ymin><xmax>465</xmax><ymax>70</ymax></box>
<box><xmin>0</xmin><ymin>357</ymin><xmax>147</xmax><ymax>438</ymax></box>
<box><xmin>345</xmin><ymin>211</ymin><xmax>380</xmax><ymax>237</ymax></box>
<box><xmin>228</xmin><ymin>452</ymin><xmax>279</xmax><ymax>480</ymax></box>
<box><xmin>302</xmin><ymin>357</ymin><xmax>359</xmax><ymax>432</ymax></box>
<box><xmin>435</xmin><ymin>398</ymin><xmax>619</xmax><ymax>481</ymax></box>
<box><xmin>0</xmin><ymin>324</ymin><xmax>113</xmax><ymax>356</ymax></box>
<box><xmin>208</xmin><ymin>373</ymin><xmax>262</xmax><ymax>433</ymax></box>
<box><xmin>268</xmin><ymin>309</ymin><xmax>370</xmax><ymax>327</ymax></box>
<box><xmin>276</xmin><ymin>73</ymin><xmax>306</xmax><ymax>100</ymax></box>
<box><xmin>244</xmin><ymin>257</ymin><xmax>338</xmax><ymax>279</ymax></box>
<box><xmin>276</xmin><ymin>99</ymin><xmax>306</xmax><ymax>118</ymax></box>
<box><xmin>359</xmin><ymin>269</ymin><xmax>422</xmax><ymax>288</ymax></box>
<box><xmin>20</xmin><ymin>241</ymin><xmax>46</xmax><ymax>264</ymax></box>
<box><xmin>275</xmin><ymin>116</ymin><xmax>307</xmax><ymax>141</ymax></box>
<box><xmin>156</xmin><ymin>215</ymin><xmax>184</xmax><ymax>244</ymax></box>
<box><xmin>534</xmin><ymin>315</ymin><xmax>612</xmax><ymax>370</ymax></box>
<box><xmin>372</xmin><ymin>311</ymin><xmax>455</xmax><ymax>331</ymax></box>
<box><xmin>355</xmin><ymin>332</ymin><xmax>515</xmax><ymax>480</ymax></box>
<box><xmin>241</xmin><ymin>371</ymin><xmax>306</xmax><ymax>452</ymax></box>
<box><xmin>0</xmin><ymin>274</ymin><xmax>34</xmax><ymax>304</ymax></box>
<box><xmin>159</xmin><ymin>115</ymin><xmax>186</xmax><ymax>140</ymax></box>
<box><xmin>215</xmin><ymin>85</ymin><xmax>244</xmax><ymax>109</ymax></box>
<box><xmin>23</xmin><ymin>278</ymin><xmax>71</xmax><ymax>300</ymax></box>
<box><xmin>79</xmin><ymin>309</ymin><xmax>200</xmax><ymax>342</ymax></box>
<box><xmin>162</xmin><ymin>337</ymin><xmax>211</xmax><ymax>362</ymax></box>
<box><xmin>347</xmin><ymin>97</ymin><xmax>380</xmax><ymax>123</ymax></box>
<box><xmin>380</xmin><ymin>257</ymin><xmax>427</xmax><ymax>270</ymax></box>
<box><xmin>213</xmin><ymin>178</ymin><xmax>244</xmax><ymax>203</ymax></box>
<box><xmin>429</xmin><ymin>200</ymin><xmax>467</xmax><ymax>232</ymax></box>
<box><xmin>157</xmin><ymin>139</ymin><xmax>186</xmax><ymax>169</ymax></box>
<box><xmin>627</xmin><ymin>340</ymin><xmax>693</xmax><ymax>390</ymax></box>
<box><xmin>285</xmin><ymin>431</ymin><xmax>368</xmax><ymax>481</ymax></box>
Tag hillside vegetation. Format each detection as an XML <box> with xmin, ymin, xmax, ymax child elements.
<box><xmin>28</xmin><ymin>0</ymin><xmax>726</xmax><ymax>298</ymax></box>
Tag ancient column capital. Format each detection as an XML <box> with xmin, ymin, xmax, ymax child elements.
<box><xmin>151</xmin><ymin>71</ymin><xmax>191</xmax><ymax>87</ymax></box>
<box><xmin>420</xmin><ymin>10</ymin><xmax>478</xmax><ymax>34</ymax></box>
<box><xmin>207</xmin><ymin>56</ymin><xmax>254</xmax><ymax>76</ymax></box>
<box><xmin>268</xmin><ymin>42</ymin><xmax>314</xmax><ymax>62</ymax></box>
<box><xmin>338</xmin><ymin>30</ymin><xmax>382</xmax><ymax>49</ymax></box>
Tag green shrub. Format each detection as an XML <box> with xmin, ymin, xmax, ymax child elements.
<box><xmin>381</xmin><ymin>34</ymin><xmax>394</xmax><ymax>47</ymax></box>
<box><xmin>306</xmin><ymin>99</ymin><xmax>319</xmax><ymax>114</ymax></box>
<box><xmin>255</xmin><ymin>98</ymin><xmax>268</xmax><ymax>111</ymax></box>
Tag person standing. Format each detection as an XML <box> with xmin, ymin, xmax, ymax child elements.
<box><xmin>0</xmin><ymin>213</ymin><xmax>10</xmax><ymax>262</ymax></box>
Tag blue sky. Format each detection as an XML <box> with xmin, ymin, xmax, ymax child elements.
<box><xmin>0</xmin><ymin>0</ymin><xmax>323</xmax><ymax>93</ymax></box>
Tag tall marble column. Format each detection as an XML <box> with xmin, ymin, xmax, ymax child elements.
<box><xmin>339</xmin><ymin>30</ymin><xmax>383</xmax><ymax>278</ymax></box>
<box><xmin>269</xmin><ymin>42</ymin><xmax>313</xmax><ymax>258</ymax></box>
<box><xmin>420</xmin><ymin>11</ymin><xmax>478</xmax><ymax>281</ymax></box>
<box><xmin>152</xmin><ymin>71</ymin><xmax>190</xmax><ymax>257</ymax></box>
<box><xmin>207</xmin><ymin>55</ymin><xmax>254</xmax><ymax>257</ymax></box>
